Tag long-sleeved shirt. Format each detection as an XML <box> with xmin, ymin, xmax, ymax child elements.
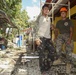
<box><xmin>35</xmin><ymin>15</ymin><xmax>51</xmax><ymax>40</ymax></box>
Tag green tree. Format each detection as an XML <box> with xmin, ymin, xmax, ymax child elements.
<box><xmin>15</xmin><ymin>9</ymin><xmax>29</xmax><ymax>28</ymax></box>
<box><xmin>0</xmin><ymin>0</ymin><xmax>29</xmax><ymax>29</ymax></box>
<box><xmin>0</xmin><ymin>0</ymin><xmax>30</xmax><ymax>39</ymax></box>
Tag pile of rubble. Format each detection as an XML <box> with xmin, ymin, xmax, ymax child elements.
<box><xmin>0</xmin><ymin>39</ymin><xmax>76</xmax><ymax>75</ymax></box>
<box><xmin>0</xmin><ymin>51</ymin><xmax>15</xmax><ymax>75</ymax></box>
<box><xmin>0</xmin><ymin>47</ymin><xmax>26</xmax><ymax>75</ymax></box>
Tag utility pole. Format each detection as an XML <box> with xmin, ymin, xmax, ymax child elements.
<box><xmin>40</xmin><ymin>0</ymin><xmax>42</xmax><ymax>10</ymax></box>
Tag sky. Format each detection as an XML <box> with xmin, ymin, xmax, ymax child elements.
<box><xmin>22</xmin><ymin>0</ymin><xmax>45</xmax><ymax>21</ymax></box>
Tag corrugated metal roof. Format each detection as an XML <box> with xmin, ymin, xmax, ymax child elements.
<box><xmin>46</xmin><ymin>0</ymin><xmax>51</xmax><ymax>2</ymax></box>
<box><xmin>0</xmin><ymin>10</ymin><xmax>18</xmax><ymax>28</ymax></box>
<box><xmin>45</xmin><ymin>0</ymin><xmax>76</xmax><ymax>17</ymax></box>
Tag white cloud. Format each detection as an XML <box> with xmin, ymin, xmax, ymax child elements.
<box><xmin>26</xmin><ymin>6</ymin><xmax>40</xmax><ymax>21</ymax></box>
<box><xmin>32</xmin><ymin>0</ymin><xmax>37</xmax><ymax>3</ymax></box>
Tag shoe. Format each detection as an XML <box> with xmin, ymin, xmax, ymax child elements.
<box><xmin>53</xmin><ymin>58</ymin><xmax>62</xmax><ymax>65</ymax></box>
